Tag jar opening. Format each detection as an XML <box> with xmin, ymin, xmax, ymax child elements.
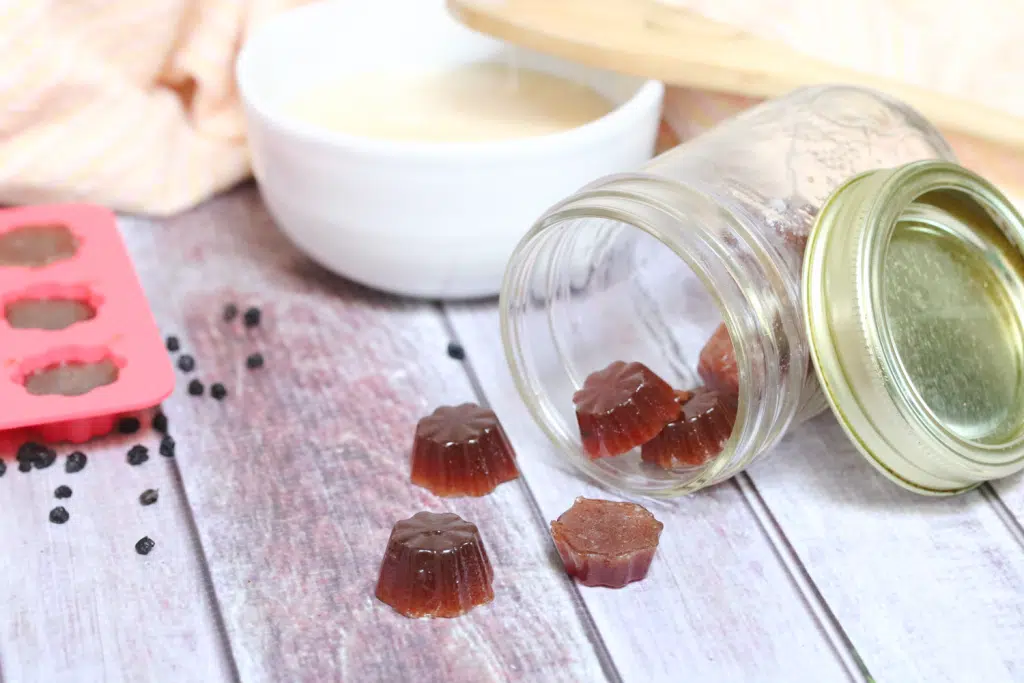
<box><xmin>500</xmin><ymin>178</ymin><xmax>807</xmax><ymax>496</ymax></box>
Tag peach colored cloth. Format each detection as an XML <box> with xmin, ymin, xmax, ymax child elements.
<box><xmin>0</xmin><ymin>0</ymin><xmax>307</xmax><ymax>216</ymax></box>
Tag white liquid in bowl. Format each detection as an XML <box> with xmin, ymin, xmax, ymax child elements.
<box><xmin>286</xmin><ymin>63</ymin><xmax>614</xmax><ymax>142</ymax></box>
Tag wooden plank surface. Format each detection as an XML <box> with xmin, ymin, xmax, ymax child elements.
<box><xmin>124</xmin><ymin>188</ymin><xmax>613</xmax><ymax>683</ymax></box>
<box><xmin>448</xmin><ymin>302</ymin><xmax>1024</xmax><ymax>683</ymax></box>
<box><xmin>0</xmin><ymin>214</ymin><xmax>238</xmax><ymax>683</ymax></box>
<box><xmin>8</xmin><ymin>183</ymin><xmax>1024</xmax><ymax>683</ymax></box>
<box><xmin>744</xmin><ymin>422</ymin><xmax>1024</xmax><ymax>683</ymax></box>
<box><xmin>446</xmin><ymin>305</ymin><xmax>859</xmax><ymax>683</ymax></box>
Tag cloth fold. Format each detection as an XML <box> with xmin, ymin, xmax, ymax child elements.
<box><xmin>0</xmin><ymin>0</ymin><xmax>305</xmax><ymax>216</ymax></box>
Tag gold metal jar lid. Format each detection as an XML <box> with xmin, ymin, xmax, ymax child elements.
<box><xmin>804</xmin><ymin>160</ymin><xmax>1024</xmax><ymax>495</ymax></box>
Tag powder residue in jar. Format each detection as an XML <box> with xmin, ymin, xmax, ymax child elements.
<box><xmin>286</xmin><ymin>63</ymin><xmax>614</xmax><ymax>143</ymax></box>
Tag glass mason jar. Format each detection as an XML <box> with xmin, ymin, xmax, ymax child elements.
<box><xmin>500</xmin><ymin>85</ymin><xmax>1024</xmax><ymax>498</ymax></box>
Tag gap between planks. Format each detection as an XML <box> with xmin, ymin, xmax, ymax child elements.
<box><xmin>979</xmin><ymin>484</ymin><xmax>1024</xmax><ymax>552</ymax></box>
<box><xmin>731</xmin><ymin>474</ymin><xmax>869</xmax><ymax>682</ymax></box>
<box><xmin>436</xmin><ymin>305</ymin><xmax>625</xmax><ymax>683</ymax></box>
<box><xmin>163</xmin><ymin>452</ymin><xmax>244</xmax><ymax>683</ymax></box>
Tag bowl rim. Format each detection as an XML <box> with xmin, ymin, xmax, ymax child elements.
<box><xmin>235</xmin><ymin>0</ymin><xmax>665</xmax><ymax>160</ymax></box>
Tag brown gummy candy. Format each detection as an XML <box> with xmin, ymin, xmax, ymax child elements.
<box><xmin>698</xmin><ymin>323</ymin><xmax>740</xmax><ymax>396</ymax></box>
<box><xmin>24</xmin><ymin>359</ymin><xmax>119</xmax><ymax>397</ymax></box>
<box><xmin>641</xmin><ymin>389</ymin><xmax>738</xmax><ymax>469</ymax></box>
<box><xmin>0</xmin><ymin>224</ymin><xmax>78</xmax><ymax>268</ymax></box>
<box><xmin>5</xmin><ymin>299</ymin><xmax>96</xmax><ymax>331</ymax></box>
<box><xmin>410</xmin><ymin>403</ymin><xmax>518</xmax><ymax>497</ymax></box>
<box><xmin>573</xmin><ymin>361</ymin><xmax>678</xmax><ymax>459</ymax></box>
<box><xmin>550</xmin><ymin>497</ymin><xmax>663</xmax><ymax>588</ymax></box>
<box><xmin>375</xmin><ymin>511</ymin><xmax>494</xmax><ymax>618</ymax></box>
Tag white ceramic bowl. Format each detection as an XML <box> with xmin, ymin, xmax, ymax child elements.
<box><xmin>236</xmin><ymin>0</ymin><xmax>663</xmax><ymax>299</ymax></box>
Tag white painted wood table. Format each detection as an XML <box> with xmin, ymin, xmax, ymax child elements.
<box><xmin>2</xmin><ymin>186</ymin><xmax>1023</xmax><ymax>683</ymax></box>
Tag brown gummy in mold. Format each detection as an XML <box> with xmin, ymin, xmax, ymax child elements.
<box><xmin>698</xmin><ymin>323</ymin><xmax>740</xmax><ymax>396</ymax></box>
<box><xmin>410</xmin><ymin>403</ymin><xmax>518</xmax><ymax>497</ymax></box>
<box><xmin>0</xmin><ymin>224</ymin><xmax>78</xmax><ymax>268</ymax></box>
<box><xmin>573</xmin><ymin>361</ymin><xmax>678</xmax><ymax>459</ymax></box>
<box><xmin>375</xmin><ymin>511</ymin><xmax>494</xmax><ymax>618</ymax></box>
<box><xmin>5</xmin><ymin>298</ymin><xmax>96</xmax><ymax>331</ymax></box>
<box><xmin>23</xmin><ymin>359</ymin><xmax>119</xmax><ymax>397</ymax></box>
<box><xmin>641</xmin><ymin>389</ymin><xmax>738</xmax><ymax>469</ymax></box>
<box><xmin>550</xmin><ymin>497</ymin><xmax>664</xmax><ymax>588</ymax></box>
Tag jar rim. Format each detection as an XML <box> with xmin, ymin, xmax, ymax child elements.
<box><xmin>804</xmin><ymin>160</ymin><xmax>1024</xmax><ymax>494</ymax></box>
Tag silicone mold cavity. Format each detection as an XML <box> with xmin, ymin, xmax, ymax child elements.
<box><xmin>0</xmin><ymin>223</ymin><xmax>79</xmax><ymax>268</ymax></box>
<box><xmin>16</xmin><ymin>346</ymin><xmax>123</xmax><ymax>397</ymax></box>
<box><xmin>4</xmin><ymin>283</ymin><xmax>101</xmax><ymax>331</ymax></box>
<box><xmin>0</xmin><ymin>204</ymin><xmax>174</xmax><ymax>444</ymax></box>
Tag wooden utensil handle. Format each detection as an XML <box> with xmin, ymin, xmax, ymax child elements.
<box><xmin>449</xmin><ymin>0</ymin><xmax>1024</xmax><ymax>150</ymax></box>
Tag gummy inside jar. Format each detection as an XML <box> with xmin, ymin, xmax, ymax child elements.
<box><xmin>0</xmin><ymin>224</ymin><xmax>79</xmax><ymax>268</ymax></box>
<box><xmin>23</xmin><ymin>359</ymin><xmax>119</xmax><ymax>396</ymax></box>
<box><xmin>5</xmin><ymin>298</ymin><xmax>97</xmax><ymax>330</ymax></box>
<box><xmin>506</xmin><ymin>216</ymin><xmax>740</xmax><ymax>495</ymax></box>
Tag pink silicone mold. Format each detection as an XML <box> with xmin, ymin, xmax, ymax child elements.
<box><xmin>0</xmin><ymin>205</ymin><xmax>174</xmax><ymax>444</ymax></box>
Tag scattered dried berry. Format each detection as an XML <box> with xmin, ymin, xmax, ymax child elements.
<box><xmin>152</xmin><ymin>411</ymin><xmax>168</xmax><ymax>434</ymax></box>
<box><xmin>127</xmin><ymin>445</ymin><xmax>149</xmax><ymax>466</ymax></box>
<box><xmin>54</xmin><ymin>485</ymin><xmax>72</xmax><ymax>499</ymax></box>
<box><xmin>139</xmin><ymin>489</ymin><xmax>159</xmax><ymax>506</ymax></box>
<box><xmin>210</xmin><ymin>383</ymin><xmax>227</xmax><ymax>400</ymax></box>
<box><xmin>642</xmin><ymin>389</ymin><xmax>738</xmax><ymax>469</ymax></box>
<box><xmin>18</xmin><ymin>460</ymin><xmax>32</xmax><ymax>473</ymax></box>
<box><xmin>188</xmin><ymin>379</ymin><xmax>204</xmax><ymax>396</ymax></box>
<box><xmin>573</xmin><ymin>361</ymin><xmax>678</xmax><ymax>459</ymax></box>
<box><xmin>411</xmin><ymin>403</ymin><xmax>518</xmax><ymax>497</ymax></box>
<box><xmin>159</xmin><ymin>435</ymin><xmax>176</xmax><ymax>458</ymax></box>
<box><xmin>49</xmin><ymin>506</ymin><xmax>70</xmax><ymax>524</ymax></box>
<box><xmin>551</xmin><ymin>497</ymin><xmax>663</xmax><ymax>588</ymax></box>
<box><xmin>118</xmin><ymin>416</ymin><xmax>141</xmax><ymax>434</ymax></box>
<box><xmin>0</xmin><ymin>459</ymin><xmax>6</xmax><ymax>477</ymax></box>
<box><xmin>166</xmin><ymin>335</ymin><xmax>180</xmax><ymax>352</ymax></box>
<box><xmin>65</xmin><ymin>451</ymin><xmax>87</xmax><ymax>473</ymax></box>
<box><xmin>245</xmin><ymin>353</ymin><xmax>264</xmax><ymax>370</ymax></box>
<box><xmin>243</xmin><ymin>307</ymin><xmax>261</xmax><ymax>328</ymax></box>
<box><xmin>33</xmin><ymin>447</ymin><xmax>57</xmax><ymax>470</ymax></box>
<box><xmin>698</xmin><ymin>323</ymin><xmax>740</xmax><ymax>396</ymax></box>
<box><xmin>446</xmin><ymin>342</ymin><xmax>466</xmax><ymax>361</ymax></box>
<box><xmin>376</xmin><ymin>511</ymin><xmax>494</xmax><ymax>618</ymax></box>
<box><xmin>223</xmin><ymin>303</ymin><xmax>239</xmax><ymax>322</ymax></box>
<box><xmin>177</xmin><ymin>354</ymin><xmax>196</xmax><ymax>373</ymax></box>
<box><xmin>17</xmin><ymin>441</ymin><xmax>46</xmax><ymax>463</ymax></box>
<box><xmin>135</xmin><ymin>536</ymin><xmax>155</xmax><ymax>555</ymax></box>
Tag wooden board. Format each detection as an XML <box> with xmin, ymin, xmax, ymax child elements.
<box><xmin>745</xmin><ymin>421</ymin><xmax>1024</xmax><ymax>682</ymax></box>
<box><xmin>445</xmin><ymin>304</ymin><xmax>859</xmax><ymax>682</ymax></box>
<box><xmin>6</xmin><ymin>184</ymin><xmax>1024</xmax><ymax>682</ymax></box>
<box><xmin>0</xmin><ymin>215</ymin><xmax>238</xmax><ymax>683</ymax></box>
<box><xmin>447</xmin><ymin>0</ymin><xmax>1024</xmax><ymax>150</ymax></box>
<box><xmin>123</xmin><ymin>188</ymin><xmax>613</xmax><ymax>683</ymax></box>
<box><xmin>446</xmin><ymin>302</ymin><xmax>1024</xmax><ymax>683</ymax></box>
